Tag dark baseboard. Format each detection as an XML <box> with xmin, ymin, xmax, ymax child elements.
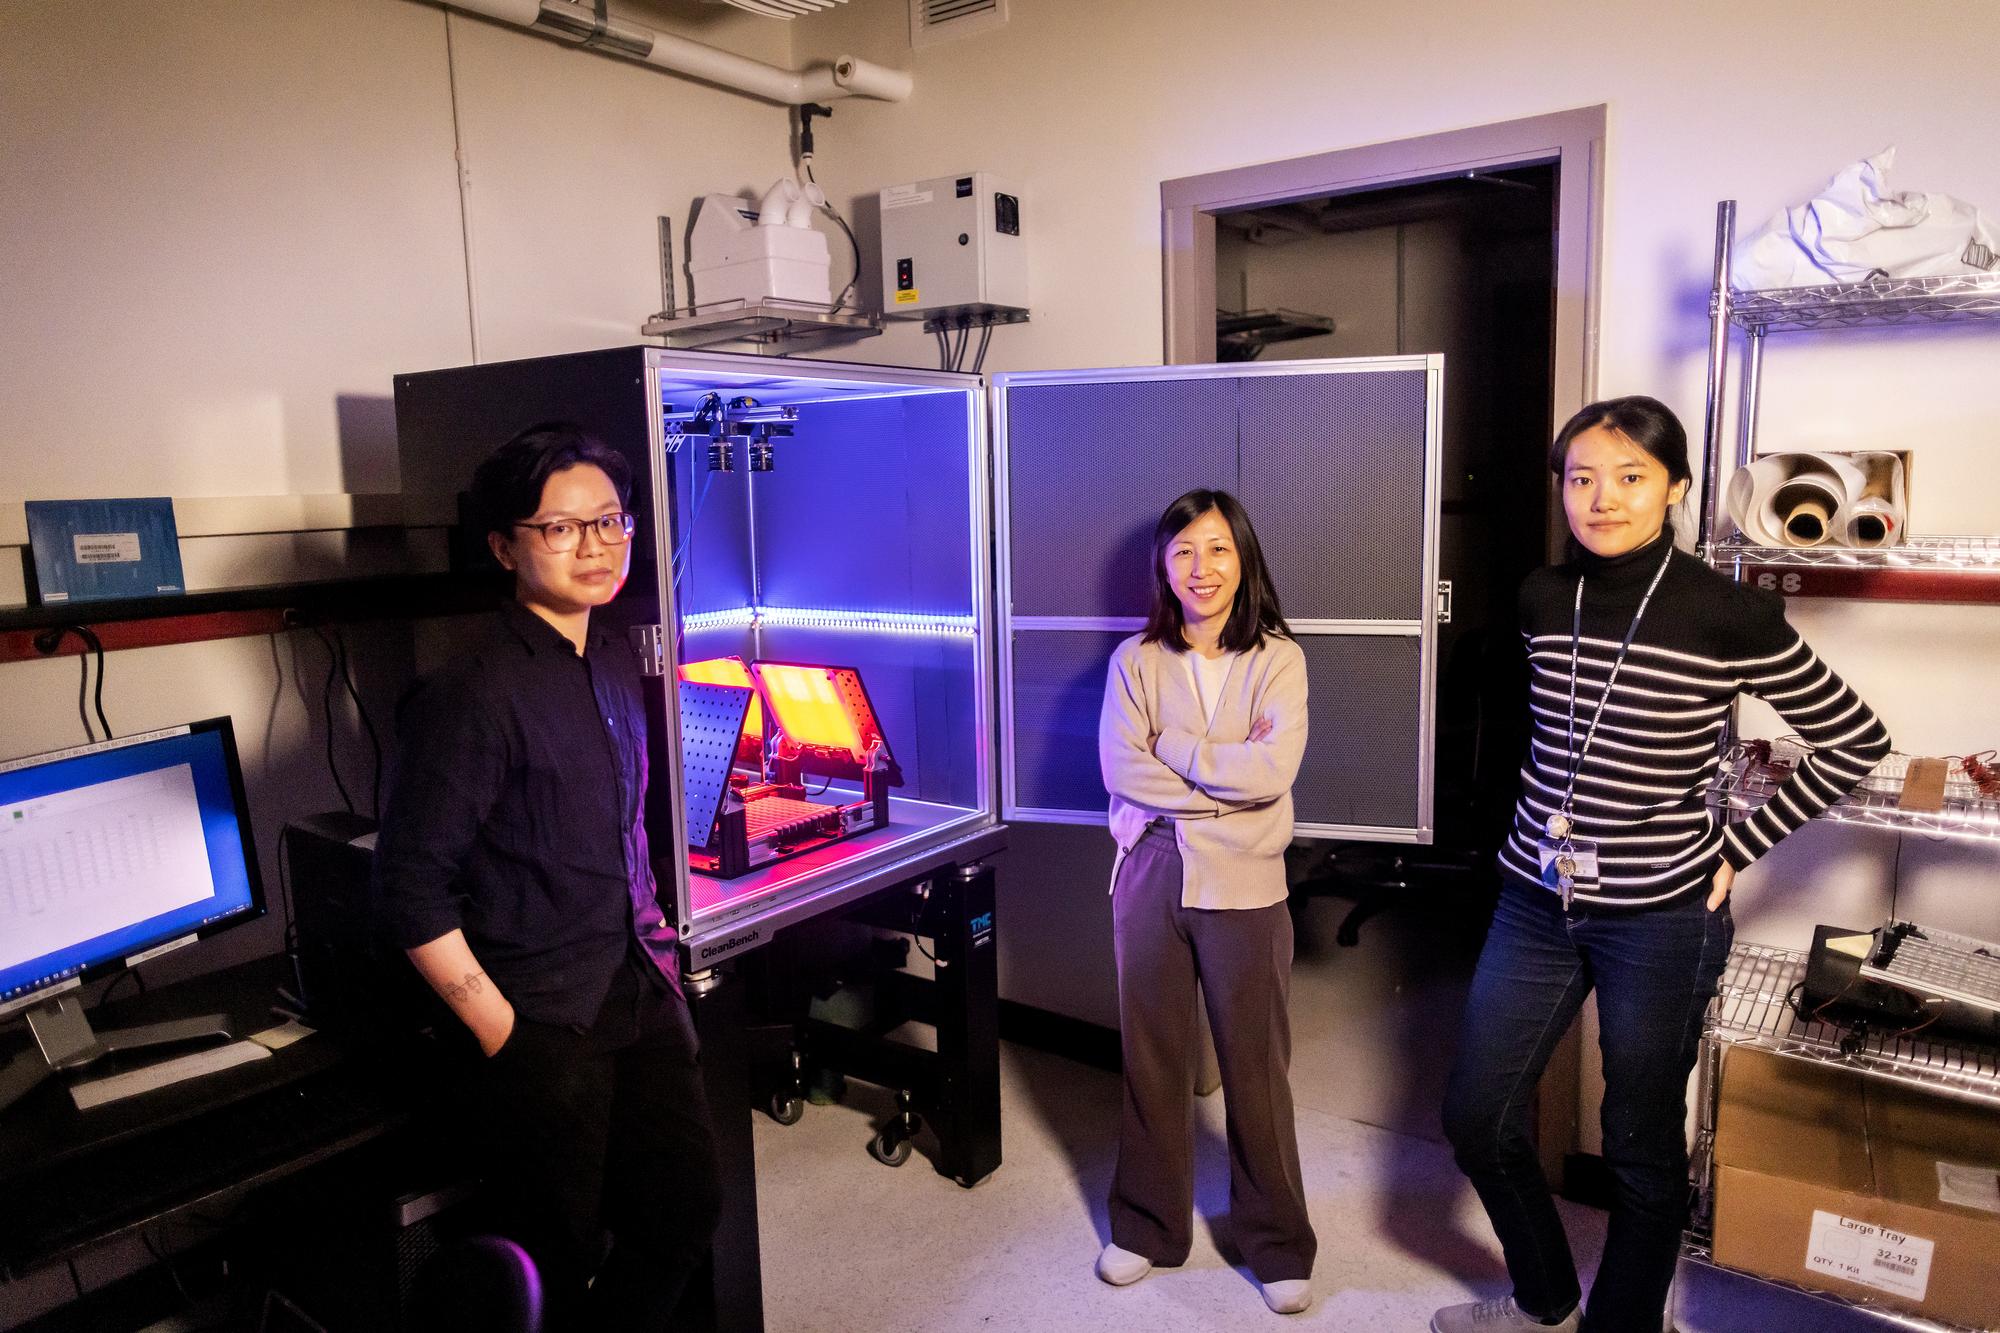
<box><xmin>998</xmin><ymin>999</ymin><xmax>1121</xmax><ymax>1074</ymax></box>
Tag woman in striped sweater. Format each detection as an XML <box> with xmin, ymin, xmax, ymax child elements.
<box><xmin>1432</xmin><ymin>397</ymin><xmax>1890</xmax><ymax>1333</ymax></box>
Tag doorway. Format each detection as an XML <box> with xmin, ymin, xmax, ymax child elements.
<box><xmin>1160</xmin><ymin>107</ymin><xmax>1603</xmax><ymax>1162</ymax></box>
<box><xmin>1217</xmin><ymin>163</ymin><xmax>1556</xmax><ymax>853</ymax></box>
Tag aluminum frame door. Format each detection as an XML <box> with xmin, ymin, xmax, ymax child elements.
<box><xmin>992</xmin><ymin>356</ymin><xmax>1444</xmax><ymax>843</ymax></box>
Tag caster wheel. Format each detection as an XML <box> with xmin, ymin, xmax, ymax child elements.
<box><xmin>768</xmin><ymin>1093</ymin><xmax>805</xmax><ymax>1126</ymax></box>
<box><xmin>868</xmin><ymin>1130</ymin><xmax>913</xmax><ymax>1168</ymax></box>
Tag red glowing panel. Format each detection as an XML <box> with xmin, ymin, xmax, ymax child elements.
<box><xmin>679</xmin><ymin>656</ymin><xmax>762</xmax><ymax>737</ymax></box>
<box><xmin>753</xmin><ymin>663</ymin><xmax>865</xmax><ymax>761</ymax></box>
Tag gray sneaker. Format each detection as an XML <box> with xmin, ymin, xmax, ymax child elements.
<box><xmin>1430</xmin><ymin>1296</ymin><xmax>1580</xmax><ymax>1333</ymax></box>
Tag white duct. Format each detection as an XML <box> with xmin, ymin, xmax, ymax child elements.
<box><xmin>447</xmin><ymin>0</ymin><xmax>913</xmax><ymax>105</ymax></box>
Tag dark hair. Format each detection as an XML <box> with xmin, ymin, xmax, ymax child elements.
<box><xmin>1548</xmin><ymin>395</ymin><xmax>1693</xmax><ymax>489</ymax></box>
<box><xmin>1140</xmin><ymin>489</ymin><xmax>1289</xmax><ymax>654</ymax></box>
<box><xmin>467</xmin><ymin>421</ymin><xmax>632</xmax><ymax>540</ymax></box>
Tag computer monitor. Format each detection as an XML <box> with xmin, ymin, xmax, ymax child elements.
<box><xmin>0</xmin><ymin>717</ymin><xmax>266</xmax><ymax>1111</ymax></box>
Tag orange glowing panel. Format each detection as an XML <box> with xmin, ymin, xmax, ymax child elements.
<box><xmin>753</xmin><ymin>663</ymin><xmax>866</xmax><ymax>762</ymax></box>
<box><xmin>679</xmin><ymin>656</ymin><xmax>762</xmax><ymax>737</ymax></box>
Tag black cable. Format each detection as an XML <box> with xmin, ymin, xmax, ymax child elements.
<box><xmin>72</xmin><ymin>625</ymin><xmax>112</xmax><ymax>739</ymax></box>
<box><xmin>1889</xmin><ymin>831</ymin><xmax>1904</xmax><ymax>921</ymax></box>
<box><xmin>33</xmin><ymin>627</ymin><xmax>97</xmax><ymax>742</ymax></box>
<box><xmin>308</xmin><ymin>627</ymin><xmax>356</xmax><ymax>815</ymax></box>
<box><xmin>140</xmin><ymin>1230</ymin><xmax>196</xmax><ymax>1306</ymax></box>
<box><xmin>935</xmin><ymin>329</ymin><xmax>949</xmax><ymax>372</ymax></box>
<box><xmin>99</xmin><ymin>965</ymin><xmax>147</xmax><ymax>1006</ymax></box>
<box><xmin>972</xmin><ymin>321</ymin><xmax>994</xmax><ymax>374</ymax></box>
<box><xmin>331</xmin><ymin>628</ymin><xmax>383</xmax><ymax>819</ymax></box>
<box><xmin>66</xmin><ymin>1257</ymin><xmax>83</xmax><ymax>1298</ymax></box>
<box><xmin>909</xmin><ymin>896</ymin><xmax>938</xmax><ymax>965</ymax></box>
<box><xmin>74</xmin><ymin>648</ymin><xmax>94</xmax><ymax>743</ymax></box>
<box><xmin>278</xmin><ymin>825</ymin><xmax>299</xmax><ymax>954</ymax></box>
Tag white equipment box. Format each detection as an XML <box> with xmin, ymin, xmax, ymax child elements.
<box><xmin>687</xmin><ymin>192</ymin><xmax>832</xmax><ymax>311</ymax></box>
<box><xmin>878</xmin><ymin>172</ymin><xmax>1027</xmax><ymax>319</ymax></box>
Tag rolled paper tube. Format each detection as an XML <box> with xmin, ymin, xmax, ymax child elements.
<box><xmin>1773</xmin><ymin>481</ymin><xmax>1838</xmax><ymax>546</ymax></box>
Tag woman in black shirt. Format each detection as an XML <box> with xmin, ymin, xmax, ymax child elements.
<box><xmin>376</xmin><ymin>423</ymin><xmax>720</xmax><ymax>1331</ymax></box>
<box><xmin>1430</xmin><ymin>398</ymin><xmax>1889</xmax><ymax>1333</ymax></box>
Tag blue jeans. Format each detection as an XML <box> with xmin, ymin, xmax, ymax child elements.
<box><xmin>1442</xmin><ymin>878</ymin><xmax>1732</xmax><ymax>1332</ymax></box>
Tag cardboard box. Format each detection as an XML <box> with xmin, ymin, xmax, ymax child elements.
<box><xmin>1713</xmin><ymin>1047</ymin><xmax>2000</xmax><ymax>1328</ymax></box>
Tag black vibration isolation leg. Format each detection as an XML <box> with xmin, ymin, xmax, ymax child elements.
<box><xmin>684</xmin><ymin>966</ymin><xmax>765</xmax><ymax>1333</ymax></box>
<box><xmin>928</xmin><ymin>861</ymin><xmax>1002</xmax><ymax>1188</ymax></box>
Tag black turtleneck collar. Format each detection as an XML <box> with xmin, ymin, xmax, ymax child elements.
<box><xmin>1572</xmin><ymin>527</ymin><xmax>1676</xmax><ymax>589</ymax></box>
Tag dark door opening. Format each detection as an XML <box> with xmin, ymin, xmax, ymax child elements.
<box><xmin>1215</xmin><ymin>163</ymin><xmax>1557</xmax><ymax>902</ymax></box>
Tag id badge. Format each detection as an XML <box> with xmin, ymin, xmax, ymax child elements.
<box><xmin>1537</xmin><ymin>837</ymin><xmax>1600</xmax><ymax>905</ymax></box>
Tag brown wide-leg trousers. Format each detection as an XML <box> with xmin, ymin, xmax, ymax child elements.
<box><xmin>1108</xmin><ymin>820</ymin><xmax>1317</xmax><ymax>1283</ymax></box>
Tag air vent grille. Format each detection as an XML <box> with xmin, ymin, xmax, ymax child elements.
<box><xmin>910</xmin><ymin>0</ymin><xmax>1007</xmax><ymax>47</ymax></box>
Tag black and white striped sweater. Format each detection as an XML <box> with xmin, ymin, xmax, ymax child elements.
<box><xmin>1499</xmin><ymin>533</ymin><xmax>1891</xmax><ymax>908</ymax></box>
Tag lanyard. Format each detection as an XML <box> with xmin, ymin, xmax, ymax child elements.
<box><xmin>1560</xmin><ymin>547</ymin><xmax>1674</xmax><ymax>821</ymax></box>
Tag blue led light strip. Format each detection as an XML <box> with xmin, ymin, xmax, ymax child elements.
<box><xmin>679</xmin><ymin>606</ymin><xmax>975</xmax><ymax>638</ymax></box>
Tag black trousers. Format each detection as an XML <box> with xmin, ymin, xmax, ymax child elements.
<box><xmin>470</xmin><ymin>954</ymin><xmax>722</xmax><ymax>1332</ymax></box>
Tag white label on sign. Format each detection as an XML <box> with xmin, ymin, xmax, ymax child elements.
<box><xmin>1805</xmin><ymin>1209</ymin><xmax>1934</xmax><ymax>1301</ymax></box>
<box><xmin>1937</xmin><ymin>1160</ymin><xmax>2000</xmax><ymax>1215</ymax></box>
<box><xmin>882</xmin><ymin>188</ymin><xmax>934</xmax><ymax>210</ymax></box>
<box><xmin>73</xmin><ymin>532</ymin><xmax>142</xmax><ymax>564</ymax></box>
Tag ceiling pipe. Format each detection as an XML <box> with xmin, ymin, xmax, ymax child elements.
<box><xmin>445</xmin><ymin>0</ymin><xmax>913</xmax><ymax>105</ymax></box>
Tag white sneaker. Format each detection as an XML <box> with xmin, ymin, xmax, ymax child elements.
<box><xmin>1259</xmin><ymin>1278</ymin><xmax>1313</xmax><ymax>1314</ymax></box>
<box><xmin>1430</xmin><ymin>1295</ymin><xmax>1580</xmax><ymax>1332</ymax></box>
<box><xmin>1095</xmin><ymin>1243</ymin><xmax>1153</xmax><ymax>1287</ymax></box>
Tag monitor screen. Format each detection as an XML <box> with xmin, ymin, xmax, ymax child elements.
<box><xmin>0</xmin><ymin>718</ymin><xmax>264</xmax><ymax>1017</ymax></box>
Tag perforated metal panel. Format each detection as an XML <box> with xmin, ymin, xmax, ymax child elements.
<box><xmin>679</xmin><ymin>681</ymin><xmax>754</xmax><ymax>846</ymax></box>
<box><xmin>1007</xmin><ymin>629</ymin><xmax>1127</xmax><ymax>815</ymax></box>
<box><xmin>1293</xmin><ymin>635</ymin><xmax>1423</xmax><ymax>830</ymax></box>
<box><xmin>996</xmin><ymin>359</ymin><xmax>1442</xmax><ymax>835</ymax></box>
<box><xmin>1237</xmin><ymin>369</ymin><xmax>1430</xmax><ymax>621</ymax></box>
<box><xmin>1002</xmin><ymin>378</ymin><xmax>1237</xmax><ymax>618</ymax></box>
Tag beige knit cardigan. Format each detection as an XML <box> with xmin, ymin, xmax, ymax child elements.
<box><xmin>1096</xmin><ymin>631</ymin><xmax>1308</xmax><ymax>909</ymax></box>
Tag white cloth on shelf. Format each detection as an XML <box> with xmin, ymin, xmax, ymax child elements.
<box><xmin>1734</xmin><ymin>148</ymin><xmax>2000</xmax><ymax>289</ymax></box>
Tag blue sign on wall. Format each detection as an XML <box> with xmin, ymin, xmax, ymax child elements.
<box><xmin>25</xmin><ymin>498</ymin><xmax>186</xmax><ymax>604</ymax></box>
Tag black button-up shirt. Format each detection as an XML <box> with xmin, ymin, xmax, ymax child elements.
<box><xmin>374</xmin><ymin>600</ymin><xmax>678</xmax><ymax>1027</ymax></box>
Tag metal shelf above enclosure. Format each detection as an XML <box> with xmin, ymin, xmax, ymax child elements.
<box><xmin>642</xmin><ymin>300</ymin><xmax>882</xmax><ymax>355</ymax></box>
<box><xmin>1712</xmin><ymin>742</ymin><xmax>2000</xmax><ymax>843</ymax></box>
<box><xmin>1727</xmin><ymin>271</ymin><xmax>2000</xmax><ymax>333</ymax></box>
<box><xmin>1703</xmin><ymin>943</ymin><xmax>2000</xmax><ymax>1107</ymax></box>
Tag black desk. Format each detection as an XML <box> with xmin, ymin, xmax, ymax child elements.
<box><xmin>0</xmin><ymin>957</ymin><xmax>406</xmax><ymax>1284</ymax></box>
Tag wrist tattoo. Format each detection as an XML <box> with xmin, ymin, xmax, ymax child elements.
<box><xmin>441</xmin><ymin>970</ymin><xmax>486</xmax><ymax>1006</ymax></box>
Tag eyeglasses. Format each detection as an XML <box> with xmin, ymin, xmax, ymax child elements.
<box><xmin>512</xmin><ymin>511</ymin><xmax>636</xmax><ymax>553</ymax></box>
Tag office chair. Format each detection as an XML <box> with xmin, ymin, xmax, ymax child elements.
<box><xmin>406</xmin><ymin>1234</ymin><xmax>544</xmax><ymax>1333</ymax></box>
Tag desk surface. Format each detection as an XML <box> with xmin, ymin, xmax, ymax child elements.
<box><xmin>0</xmin><ymin>956</ymin><xmax>406</xmax><ymax>1278</ymax></box>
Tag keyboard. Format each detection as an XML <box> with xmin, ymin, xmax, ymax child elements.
<box><xmin>1860</xmin><ymin>923</ymin><xmax>2000</xmax><ymax>1015</ymax></box>
<box><xmin>70</xmin><ymin>1040</ymin><xmax>271</xmax><ymax>1111</ymax></box>
<box><xmin>1</xmin><ymin>1068</ymin><xmax>395</xmax><ymax>1269</ymax></box>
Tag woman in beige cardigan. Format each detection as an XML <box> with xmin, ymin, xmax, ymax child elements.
<box><xmin>1095</xmin><ymin>488</ymin><xmax>1317</xmax><ymax>1317</ymax></box>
